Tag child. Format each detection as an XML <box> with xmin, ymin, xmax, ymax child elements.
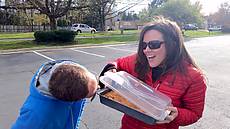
<box><xmin>11</xmin><ymin>60</ymin><xmax>98</xmax><ymax>129</ymax></box>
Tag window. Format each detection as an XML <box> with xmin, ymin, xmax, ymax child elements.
<box><xmin>80</xmin><ymin>24</ymin><xmax>85</xmax><ymax>28</ymax></box>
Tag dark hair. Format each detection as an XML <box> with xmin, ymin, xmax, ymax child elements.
<box><xmin>135</xmin><ymin>16</ymin><xmax>198</xmax><ymax>81</ymax></box>
<box><xmin>49</xmin><ymin>64</ymin><xmax>89</xmax><ymax>101</ymax></box>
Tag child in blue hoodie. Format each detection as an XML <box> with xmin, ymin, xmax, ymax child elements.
<box><xmin>11</xmin><ymin>60</ymin><xmax>98</xmax><ymax>129</ymax></box>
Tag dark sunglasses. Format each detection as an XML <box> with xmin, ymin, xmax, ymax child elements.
<box><xmin>142</xmin><ymin>40</ymin><xmax>164</xmax><ymax>50</ymax></box>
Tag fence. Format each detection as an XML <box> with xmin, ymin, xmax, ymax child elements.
<box><xmin>0</xmin><ymin>25</ymin><xmax>70</xmax><ymax>32</ymax></box>
<box><xmin>0</xmin><ymin>25</ymin><xmax>52</xmax><ymax>32</ymax></box>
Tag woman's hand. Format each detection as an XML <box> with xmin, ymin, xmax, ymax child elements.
<box><xmin>156</xmin><ymin>106</ymin><xmax>178</xmax><ymax>124</ymax></box>
<box><xmin>104</xmin><ymin>68</ymin><xmax>117</xmax><ymax>75</ymax></box>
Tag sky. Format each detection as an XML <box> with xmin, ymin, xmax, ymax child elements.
<box><xmin>124</xmin><ymin>0</ymin><xmax>230</xmax><ymax>15</ymax></box>
<box><xmin>190</xmin><ymin>0</ymin><xmax>230</xmax><ymax>15</ymax></box>
<box><xmin>1</xmin><ymin>0</ymin><xmax>229</xmax><ymax>15</ymax></box>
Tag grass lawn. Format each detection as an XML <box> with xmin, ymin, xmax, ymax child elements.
<box><xmin>0</xmin><ymin>30</ymin><xmax>140</xmax><ymax>39</ymax></box>
<box><xmin>77</xmin><ymin>34</ymin><xmax>138</xmax><ymax>44</ymax></box>
<box><xmin>0</xmin><ymin>30</ymin><xmax>227</xmax><ymax>50</ymax></box>
<box><xmin>183</xmin><ymin>30</ymin><xmax>223</xmax><ymax>38</ymax></box>
<box><xmin>0</xmin><ymin>34</ymin><xmax>139</xmax><ymax>50</ymax></box>
<box><xmin>77</xmin><ymin>30</ymin><xmax>140</xmax><ymax>37</ymax></box>
<box><xmin>0</xmin><ymin>40</ymin><xmax>45</xmax><ymax>50</ymax></box>
<box><xmin>0</xmin><ymin>32</ymin><xmax>34</xmax><ymax>39</ymax></box>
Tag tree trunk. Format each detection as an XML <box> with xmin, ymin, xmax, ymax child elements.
<box><xmin>101</xmin><ymin>7</ymin><xmax>106</xmax><ymax>31</ymax></box>
<box><xmin>49</xmin><ymin>16</ymin><xmax>57</xmax><ymax>30</ymax></box>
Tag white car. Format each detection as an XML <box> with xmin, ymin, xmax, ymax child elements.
<box><xmin>208</xmin><ymin>26</ymin><xmax>222</xmax><ymax>31</ymax></box>
<box><xmin>70</xmin><ymin>23</ymin><xmax>96</xmax><ymax>33</ymax></box>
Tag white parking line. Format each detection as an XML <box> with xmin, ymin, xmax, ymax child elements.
<box><xmin>33</xmin><ymin>51</ymin><xmax>55</xmax><ymax>61</ymax></box>
<box><xmin>70</xmin><ymin>43</ymin><xmax>129</xmax><ymax>49</ymax></box>
<box><xmin>104</xmin><ymin>46</ymin><xmax>136</xmax><ymax>53</ymax></box>
<box><xmin>33</xmin><ymin>51</ymin><xmax>98</xmax><ymax>75</ymax></box>
<box><xmin>70</xmin><ymin>48</ymin><xmax>105</xmax><ymax>58</ymax></box>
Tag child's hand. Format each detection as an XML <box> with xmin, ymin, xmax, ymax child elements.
<box><xmin>156</xmin><ymin>106</ymin><xmax>178</xmax><ymax>124</ymax></box>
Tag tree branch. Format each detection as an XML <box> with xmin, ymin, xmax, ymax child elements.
<box><xmin>106</xmin><ymin>0</ymin><xmax>143</xmax><ymax>20</ymax></box>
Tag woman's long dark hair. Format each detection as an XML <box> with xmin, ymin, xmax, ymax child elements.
<box><xmin>135</xmin><ymin>17</ymin><xmax>199</xmax><ymax>81</ymax></box>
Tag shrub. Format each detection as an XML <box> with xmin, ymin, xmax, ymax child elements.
<box><xmin>34</xmin><ymin>31</ymin><xmax>56</xmax><ymax>42</ymax></box>
<box><xmin>54</xmin><ymin>30</ymin><xmax>75</xmax><ymax>42</ymax></box>
<box><xmin>34</xmin><ymin>30</ymin><xmax>76</xmax><ymax>43</ymax></box>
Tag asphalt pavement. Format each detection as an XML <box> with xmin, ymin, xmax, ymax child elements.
<box><xmin>1</xmin><ymin>35</ymin><xmax>230</xmax><ymax>129</ymax></box>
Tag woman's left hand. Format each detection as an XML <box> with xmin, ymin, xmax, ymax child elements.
<box><xmin>156</xmin><ymin>106</ymin><xmax>178</xmax><ymax>124</ymax></box>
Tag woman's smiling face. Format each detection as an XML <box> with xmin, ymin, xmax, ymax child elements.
<box><xmin>143</xmin><ymin>29</ymin><xmax>166</xmax><ymax>68</ymax></box>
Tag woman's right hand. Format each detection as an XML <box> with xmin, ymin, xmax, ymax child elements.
<box><xmin>104</xmin><ymin>68</ymin><xmax>117</xmax><ymax>75</ymax></box>
<box><xmin>99</xmin><ymin>64</ymin><xmax>117</xmax><ymax>89</ymax></box>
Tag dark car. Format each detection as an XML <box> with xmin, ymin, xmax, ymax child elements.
<box><xmin>183</xmin><ymin>24</ymin><xmax>198</xmax><ymax>31</ymax></box>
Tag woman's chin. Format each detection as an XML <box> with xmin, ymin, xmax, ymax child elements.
<box><xmin>148</xmin><ymin>62</ymin><xmax>160</xmax><ymax>68</ymax></box>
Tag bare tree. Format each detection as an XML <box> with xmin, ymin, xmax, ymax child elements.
<box><xmin>91</xmin><ymin>0</ymin><xmax>145</xmax><ymax>31</ymax></box>
<box><xmin>27</xmin><ymin>0</ymin><xmax>73</xmax><ymax>30</ymax></box>
<box><xmin>90</xmin><ymin>0</ymin><xmax>115</xmax><ymax>31</ymax></box>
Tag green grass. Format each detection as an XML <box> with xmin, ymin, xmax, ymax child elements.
<box><xmin>184</xmin><ymin>30</ymin><xmax>223</xmax><ymax>38</ymax></box>
<box><xmin>0</xmin><ymin>32</ymin><xmax>34</xmax><ymax>39</ymax></box>
<box><xmin>0</xmin><ymin>29</ymin><xmax>227</xmax><ymax>50</ymax></box>
<box><xmin>0</xmin><ymin>30</ymin><xmax>222</xmax><ymax>40</ymax></box>
<box><xmin>77</xmin><ymin>30</ymin><xmax>140</xmax><ymax>37</ymax></box>
<box><xmin>0</xmin><ymin>40</ymin><xmax>41</xmax><ymax>50</ymax></box>
<box><xmin>0</xmin><ymin>30</ymin><xmax>140</xmax><ymax>39</ymax></box>
<box><xmin>0</xmin><ymin>35</ymin><xmax>139</xmax><ymax>50</ymax></box>
<box><xmin>77</xmin><ymin>35</ymin><xmax>138</xmax><ymax>44</ymax></box>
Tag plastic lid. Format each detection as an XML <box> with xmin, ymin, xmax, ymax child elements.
<box><xmin>100</xmin><ymin>71</ymin><xmax>172</xmax><ymax>120</ymax></box>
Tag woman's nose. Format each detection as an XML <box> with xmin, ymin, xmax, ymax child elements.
<box><xmin>145</xmin><ymin>45</ymin><xmax>151</xmax><ymax>51</ymax></box>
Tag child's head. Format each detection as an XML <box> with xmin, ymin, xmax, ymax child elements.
<box><xmin>48</xmin><ymin>64</ymin><xmax>98</xmax><ymax>101</ymax></box>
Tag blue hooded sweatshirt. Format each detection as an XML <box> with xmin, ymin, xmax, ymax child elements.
<box><xmin>11</xmin><ymin>60</ymin><xmax>86</xmax><ymax>129</ymax></box>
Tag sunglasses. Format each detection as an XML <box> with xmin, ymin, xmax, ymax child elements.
<box><xmin>142</xmin><ymin>40</ymin><xmax>164</xmax><ymax>50</ymax></box>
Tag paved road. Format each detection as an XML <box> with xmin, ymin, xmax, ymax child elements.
<box><xmin>0</xmin><ymin>35</ymin><xmax>230</xmax><ymax>129</ymax></box>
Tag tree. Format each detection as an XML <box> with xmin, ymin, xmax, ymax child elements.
<box><xmin>121</xmin><ymin>11</ymin><xmax>139</xmax><ymax>21</ymax></box>
<box><xmin>210</xmin><ymin>2</ymin><xmax>230</xmax><ymax>25</ymax></box>
<box><xmin>94</xmin><ymin>0</ymin><xmax>145</xmax><ymax>31</ymax></box>
<box><xmin>208</xmin><ymin>2</ymin><xmax>230</xmax><ymax>32</ymax></box>
<box><xmin>93</xmin><ymin>0</ymin><xmax>116</xmax><ymax>31</ymax></box>
<box><xmin>145</xmin><ymin>0</ymin><xmax>203</xmax><ymax>26</ymax></box>
<box><xmin>149</xmin><ymin>0</ymin><xmax>168</xmax><ymax>8</ymax></box>
<box><xmin>138</xmin><ymin>8</ymin><xmax>151</xmax><ymax>22</ymax></box>
<box><xmin>27</xmin><ymin>0</ymin><xmax>73</xmax><ymax>30</ymax></box>
<box><xmin>138</xmin><ymin>0</ymin><xmax>168</xmax><ymax>22</ymax></box>
<box><xmin>0</xmin><ymin>10</ymin><xmax>22</xmax><ymax>25</ymax></box>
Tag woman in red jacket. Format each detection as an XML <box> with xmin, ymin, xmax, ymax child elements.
<box><xmin>99</xmin><ymin>17</ymin><xmax>207</xmax><ymax>129</ymax></box>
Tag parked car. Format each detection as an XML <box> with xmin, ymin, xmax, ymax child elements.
<box><xmin>183</xmin><ymin>24</ymin><xmax>198</xmax><ymax>31</ymax></box>
<box><xmin>70</xmin><ymin>23</ymin><xmax>96</xmax><ymax>34</ymax></box>
<box><xmin>208</xmin><ymin>26</ymin><xmax>222</xmax><ymax>31</ymax></box>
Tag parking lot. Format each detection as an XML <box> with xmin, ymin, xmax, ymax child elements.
<box><xmin>1</xmin><ymin>35</ymin><xmax>230</xmax><ymax>129</ymax></box>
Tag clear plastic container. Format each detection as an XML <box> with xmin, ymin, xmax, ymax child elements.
<box><xmin>100</xmin><ymin>71</ymin><xmax>172</xmax><ymax>120</ymax></box>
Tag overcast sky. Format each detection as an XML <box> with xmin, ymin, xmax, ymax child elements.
<box><xmin>123</xmin><ymin>0</ymin><xmax>230</xmax><ymax>15</ymax></box>
<box><xmin>1</xmin><ymin>0</ymin><xmax>229</xmax><ymax>15</ymax></box>
<box><xmin>190</xmin><ymin>0</ymin><xmax>229</xmax><ymax>15</ymax></box>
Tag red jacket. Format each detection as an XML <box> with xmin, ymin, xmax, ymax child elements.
<box><xmin>112</xmin><ymin>54</ymin><xmax>206</xmax><ymax>129</ymax></box>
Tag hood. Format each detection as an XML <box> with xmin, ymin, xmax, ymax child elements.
<box><xmin>29</xmin><ymin>60</ymin><xmax>80</xmax><ymax>103</ymax></box>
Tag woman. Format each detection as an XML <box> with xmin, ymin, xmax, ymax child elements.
<box><xmin>99</xmin><ymin>17</ymin><xmax>207</xmax><ymax>129</ymax></box>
